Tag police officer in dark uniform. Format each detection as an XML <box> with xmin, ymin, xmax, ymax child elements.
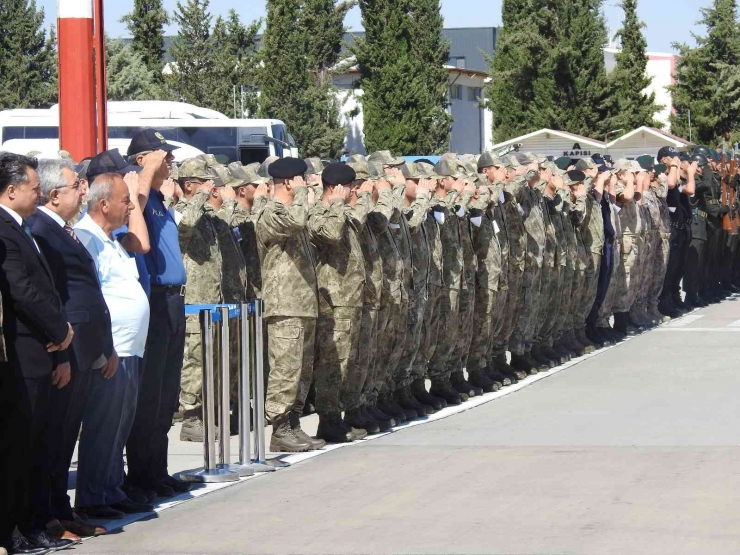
<box><xmin>694</xmin><ymin>146</ymin><xmax>726</xmax><ymax>303</ymax></box>
<box><xmin>684</xmin><ymin>152</ymin><xmax>711</xmax><ymax>307</ymax></box>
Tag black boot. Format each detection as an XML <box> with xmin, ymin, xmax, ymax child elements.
<box><xmin>468</xmin><ymin>369</ymin><xmax>498</xmax><ymax>393</ymax></box>
<box><xmin>378</xmin><ymin>393</ymin><xmax>413</xmax><ymax>423</ymax></box>
<box><xmin>541</xmin><ymin>345</ymin><xmax>565</xmax><ymax>366</ymax></box>
<box><xmin>495</xmin><ymin>353</ymin><xmax>526</xmax><ymax>381</ymax></box>
<box><xmin>485</xmin><ymin>365</ymin><xmax>511</xmax><ymax>387</ymax></box>
<box><xmin>530</xmin><ymin>345</ymin><xmax>555</xmax><ymax>370</ymax></box>
<box><xmin>429</xmin><ymin>378</ymin><xmax>462</xmax><ymax>406</ymax></box>
<box><xmin>411</xmin><ymin>378</ymin><xmax>446</xmax><ymax>410</ymax></box>
<box><xmin>367</xmin><ymin>402</ymin><xmax>397</xmax><ymax>429</ymax></box>
<box><xmin>510</xmin><ymin>352</ymin><xmax>534</xmax><ymax>375</ymax></box>
<box><xmin>316</xmin><ymin>413</ymin><xmax>360</xmax><ymax>443</ymax></box>
<box><xmin>395</xmin><ymin>386</ymin><xmax>433</xmax><ymax>416</ymax></box>
<box><xmin>451</xmin><ymin>371</ymin><xmax>482</xmax><ymax>397</ymax></box>
<box><xmin>345</xmin><ymin>407</ymin><xmax>381</xmax><ymax>435</ymax></box>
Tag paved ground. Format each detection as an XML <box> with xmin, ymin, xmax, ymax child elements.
<box><xmin>74</xmin><ymin>299</ymin><xmax>740</xmax><ymax>555</ymax></box>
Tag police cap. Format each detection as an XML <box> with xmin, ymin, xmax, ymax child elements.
<box><xmin>87</xmin><ymin>149</ymin><xmax>142</xmax><ymax>182</ymax></box>
<box><xmin>127</xmin><ymin>128</ymin><xmax>179</xmax><ymax>156</ymax></box>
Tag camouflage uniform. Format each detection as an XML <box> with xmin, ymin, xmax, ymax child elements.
<box><xmin>597</xmin><ymin>200</ymin><xmax>623</xmax><ymax>328</ymax></box>
<box><xmin>309</xmin><ymin>192</ymin><xmax>371</xmax><ymax>416</ymax></box>
<box><xmin>576</xmin><ymin>183</ymin><xmax>605</xmax><ymax>328</ymax></box>
<box><xmin>648</xmin><ymin>179</ymin><xmax>672</xmax><ymax>317</ymax></box>
<box><xmin>554</xmin><ymin>188</ymin><xmax>580</xmax><ymax>345</ymax></box>
<box><xmin>257</xmin><ymin>187</ymin><xmax>319</xmax><ymax>421</ymax></box>
<box><xmin>487</xmin><ymin>182</ymin><xmax>511</xmax><ymax>364</ymax></box>
<box><xmin>612</xmin><ymin>182</ymin><xmax>644</xmax><ymax>314</ymax></box>
<box><xmin>537</xmin><ymin>184</ymin><xmax>567</xmax><ymax>349</ymax></box>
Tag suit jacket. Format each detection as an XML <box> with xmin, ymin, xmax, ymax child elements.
<box><xmin>0</xmin><ymin>208</ymin><xmax>69</xmax><ymax>378</ymax></box>
<box><xmin>28</xmin><ymin>209</ymin><xmax>114</xmax><ymax>373</ymax></box>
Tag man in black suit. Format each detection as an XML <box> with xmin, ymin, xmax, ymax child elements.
<box><xmin>27</xmin><ymin>159</ymin><xmax>116</xmax><ymax>539</ymax></box>
<box><xmin>0</xmin><ymin>153</ymin><xmax>75</xmax><ymax>554</ymax></box>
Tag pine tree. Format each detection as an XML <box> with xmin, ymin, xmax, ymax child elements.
<box><xmin>168</xmin><ymin>0</ymin><xmax>215</xmax><ymax>106</ymax></box>
<box><xmin>407</xmin><ymin>0</ymin><xmax>453</xmax><ymax>153</ymax></box>
<box><xmin>106</xmin><ymin>38</ymin><xmax>160</xmax><ymax>101</ymax></box>
<box><xmin>211</xmin><ymin>11</ymin><xmax>261</xmax><ymax>117</ymax></box>
<box><xmin>484</xmin><ymin>0</ymin><xmax>562</xmax><ymax>142</ymax></box>
<box><xmin>120</xmin><ymin>0</ymin><xmax>170</xmax><ymax>83</ymax></box>
<box><xmin>0</xmin><ymin>0</ymin><xmax>58</xmax><ymax>109</ymax></box>
<box><xmin>670</xmin><ymin>0</ymin><xmax>740</xmax><ymax>145</ymax></box>
<box><xmin>555</xmin><ymin>0</ymin><xmax>613</xmax><ymax>137</ymax></box>
<box><xmin>606</xmin><ymin>0</ymin><xmax>661</xmax><ymax>131</ymax></box>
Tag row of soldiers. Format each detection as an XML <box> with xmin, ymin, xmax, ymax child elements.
<box><xmin>170</xmin><ymin>144</ymin><xmax>737</xmax><ymax>452</ymax></box>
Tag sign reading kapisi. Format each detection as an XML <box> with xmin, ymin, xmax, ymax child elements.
<box><xmin>563</xmin><ymin>143</ymin><xmax>591</xmax><ymax>157</ymax></box>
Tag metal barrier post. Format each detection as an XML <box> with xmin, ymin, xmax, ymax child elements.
<box><xmin>240</xmin><ymin>303</ymin><xmax>274</xmax><ymax>473</ymax></box>
<box><xmin>252</xmin><ymin>299</ymin><xmax>289</xmax><ymax>469</ymax></box>
<box><xmin>182</xmin><ymin>309</ymin><xmax>238</xmax><ymax>483</ymax></box>
<box><xmin>217</xmin><ymin>306</ymin><xmax>254</xmax><ymax>477</ymax></box>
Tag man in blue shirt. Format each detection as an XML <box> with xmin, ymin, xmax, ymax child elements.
<box><xmin>124</xmin><ymin>129</ymin><xmax>192</xmax><ymax>498</ymax></box>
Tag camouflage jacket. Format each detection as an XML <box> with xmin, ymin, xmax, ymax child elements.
<box><xmin>649</xmin><ymin>181</ymin><xmax>672</xmax><ymax>234</ymax></box>
<box><xmin>424</xmin><ymin>195</ymin><xmax>446</xmax><ymax>288</ymax></box>
<box><xmin>486</xmin><ymin>182</ymin><xmax>510</xmax><ymax>288</ymax></box>
<box><xmin>538</xmin><ymin>187</ymin><xmax>558</xmax><ymax>270</ymax></box>
<box><xmin>543</xmin><ymin>189</ymin><xmax>568</xmax><ymax>268</ymax></box>
<box><xmin>212</xmin><ymin>199</ymin><xmax>248</xmax><ymax>303</ymax></box>
<box><xmin>501</xmin><ymin>178</ymin><xmax>527</xmax><ymax>272</ymax></box>
<box><xmin>393</xmin><ymin>192</ymin><xmax>431</xmax><ymax>293</ymax></box>
<box><xmin>558</xmin><ymin>188</ymin><xmax>579</xmax><ymax>272</ymax></box>
<box><xmin>440</xmin><ymin>190</ymin><xmax>471</xmax><ymax>291</ymax></box>
<box><xmin>470</xmin><ymin>195</ymin><xmax>502</xmax><ymax>292</ymax></box>
<box><xmin>360</xmin><ymin>189</ymin><xmax>395</xmax><ymax>307</ymax></box>
<box><xmin>256</xmin><ymin>187</ymin><xmax>318</xmax><ymax>319</ymax></box>
<box><xmin>373</xmin><ymin>207</ymin><xmax>404</xmax><ymax>305</ymax></box>
<box><xmin>581</xmin><ymin>187</ymin><xmax>605</xmax><ymax>255</ymax></box>
<box><xmin>510</xmin><ymin>177</ymin><xmax>546</xmax><ymax>267</ymax></box>
<box><xmin>309</xmin><ymin>194</ymin><xmax>370</xmax><ymax>314</ymax></box>
<box><xmin>615</xmin><ymin>183</ymin><xmax>642</xmax><ymax>236</ymax></box>
<box><xmin>176</xmin><ymin>190</ymin><xmax>222</xmax><ymax>305</ymax></box>
<box><xmin>227</xmin><ymin>196</ymin><xmax>268</xmax><ymax>300</ymax></box>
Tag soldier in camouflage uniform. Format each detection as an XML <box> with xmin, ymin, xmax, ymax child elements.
<box><xmin>648</xmin><ymin>166</ymin><xmax>673</xmax><ymax>323</ymax></box>
<box><xmin>257</xmin><ymin>157</ymin><xmax>320</xmax><ymax>453</ymax></box>
<box><xmin>308</xmin><ymin>163</ymin><xmax>369</xmax><ymax>443</ymax></box>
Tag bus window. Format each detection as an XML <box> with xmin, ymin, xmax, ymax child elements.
<box><xmin>240</xmin><ymin>147</ymin><xmax>269</xmax><ymax>165</ymax></box>
<box><xmin>2</xmin><ymin>127</ymin><xmax>58</xmax><ymax>142</ymax></box>
<box><xmin>207</xmin><ymin>147</ymin><xmax>238</xmax><ymax>164</ymax></box>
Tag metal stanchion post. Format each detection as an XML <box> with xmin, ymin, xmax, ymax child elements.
<box><xmin>182</xmin><ymin>309</ymin><xmax>238</xmax><ymax>483</ymax></box>
<box><xmin>252</xmin><ymin>299</ymin><xmax>290</xmax><ymax>469</ymax></box>
<box><xmin>239</xmin><ymin>303</ymin><xmax>274</xmax><ymax>473</ymax></box>
<box><xmin>217</xmin><ymin>306</ymin><xmax>254</xmax><ymax>477</ymax></box>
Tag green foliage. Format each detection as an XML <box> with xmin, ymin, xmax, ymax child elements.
<box><xmin>168</xmin><ymin>0</ymin><xmax>215</xmax><ymax>106</ymax></box>
<box><xmin>606</xmin><ymin>0</ymin><xmax>661</xmax><ymax>130</ymax></box>
<box><xmin>354</xmin><ymin>0</ymin><xmax>451</xmax><ymax>154</ymax></box>
<box><xmin>670</xmin><ymin>0</ymin><xmax>740</xmax><ymax>145</ymax></box>
<box><xmin>120</xmin><ymin>0</ymin><xmax>169</xmax><ymax>83</ymax></box>
<box><xmin>0</xmin><ymin>0</ymin><xmax>58</xmax><ymax>109</ymax></box>
<box><xmin>105</xmin><ymin>38</ymin><xmax>160</xmax><ymax>101</ymax></box>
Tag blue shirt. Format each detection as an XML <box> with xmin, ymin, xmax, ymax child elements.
<box><xmin>143</xmin><ymin>190</ymin><xmax>186</xmax><ymax>287</ymax></box>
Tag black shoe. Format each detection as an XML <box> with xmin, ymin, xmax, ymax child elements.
<box><xmin>316</xmin><ymin>413</ymin><xmax>356</xmax><ymax>443</ymax></box>
<box><xmin>658</xmin><ymin>298</ymin><xmax>681</xmax><ymax>318</ymax></box>
<box><xmin>362</xmin><ymin>405</ymin><xmax>392</xmax><ymax>432</ymax></box>
<box><xmin>4</xmin><ymin>534</ymin><xmax>51</xmax><ymax>555</ymax></box>
<box><xmin>395</xmin><ymin>386</ymin><xmax>432</xmax><ymax>416</ymax></box>
<box><xmin>122</xmin><ymin>483</ymin><xmax>157</xmax><ymax>504</ymax></box>
<box><xmin>585</xmin><ymin>326</ymin><xmax>607</xmax><ymax>348</ymax></box>
<box><xmin>429</xmin><ymin>378</ymin><xmax>462</xmax><ymax>406</ymax></box>
<box><xmin>25</xmin><ymin>530</ymin><xmax>76</xmax><ymax>551</ymax></box>
<box><xmin>378</xmin><ymin>395</ymin><xmax>409</xmax><ymax>423</ymax></box>
<box><xmin>553</xmin><ymin>341</ymin><xmax>575</xmax><ymax>361</ymax></box>
<box><xmin>158</xmin><ymin>475</ymin><xmax>192</xmax><ymax>493</ymax></box>
<box><xmin>411</xmin><ymin>379</ymin><xmax>446</xmax><ymax>410</ymax></box>
<box><xmin>367</xmin><ymin>404</ymin><xmax>396</xmax><ymax>429</ymax></box>
<box><xmin>468</xmin><ymin>369</ymin><xmax>497</xmax><ymax>393</ymax></box>
<box><xmin>345</xmin><ymin>408</ymin><xmax>381</xmax><ymax>434</ymax></box>
<box><xmin>75</xmin><ymin>504</ymin><xmax>126</xmax><ymax>519</ymax></box>
<box><xmin>110</xmin><ymin>498</ymin><xmax>155</xmax><ymax>514</ymax></box>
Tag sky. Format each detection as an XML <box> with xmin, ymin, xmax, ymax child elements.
<box><xmin>38</xmin><ymin>0</ymin><xmax>712</xmax><ymax>54</ymax></box>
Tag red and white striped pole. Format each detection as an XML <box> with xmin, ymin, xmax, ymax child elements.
<box><xmin>57</xmin><ymin>0</ymin><xmax>96</xmax><ymax>162</ymax></box>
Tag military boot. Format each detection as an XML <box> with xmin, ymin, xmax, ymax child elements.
<box><xmin>468</xmin><ymin>369</ymin><xmax>498</xmax><ymax>393</ymax></box>
<box><xmin>485</xmin><ymin>365</ymin><xmax>511</xmax><ymax>387</ymax></box>
<box><xmin>344</xmin><ymin>408</ymin><xmax>381</xmax><ymax>435</ymax></box>
<box><xmin>530</xmin><ymin>345</ymin><xmax>555</xmax><ymax>370</ymax></box>
<box><xmin>552</xmin><ymin>341</ymin><xmax>573</xmax><ymax>362</ymax></box>
<box><xmin>452</xmin><ymin>371</ymin><xmax>482</xmax><ymax>397</ymax></box>
<box><xmin>430</xmin><ymin>378</ymin><xmax>462</xmax><ymax>406</ymax></box>
<box><xmin>339</xmin><ymin>416</ymin><xmax>368</xmax><ymax>441</ymax></box>
<box><xmin>378</xmin><ymin>393</ymin><xmax>412</xmax><ymax>423</ymax></box>
<box><xmin>541</xmin><ymin>345</ymin><xmax>566</xmax><ymax>366</ymax></box>
<box><xmin>510</xmin><ymin>352</ymin><xmax>534</xmax><ymax>375</ymax></box>
<box><xmin>411</xmin><ymin>378</ymin><xmax>446</xmax><ymax>411</ymax></box>
<box><xmin>316</xmin><ymin>413</ymin><xmax>357</xmax><ymax>443</ymax></box>
<box><xmin>395</xmin><ymin>386</ymin><xmax>433</xmax><ymax>416</ymax></box>
<box><xmin>361</xmin><ymin>405</ymin><xmax>391</xmax><ymax>432</ymax></box>
<box><xmin>180</xmin><ymin>414</ymin><xmax>219</xmax><ymax>443</ymax></box>
<box><xmin>658</xmin><ymin>297</ymin><xmax>681</xmax><ymax>319</ymax></box>
<box><xmin>494</xmin><ymin>353</ymin><xmax>526</xmax><ymax>381</ymax></box>
<box><xmin>561</xmin><ymin>331</ymin><xmax>586</xmax><ymax>357</ymax></box>
<box><xmin>367</xmin><ymin>402</ymin><xmax>397</xmax><ymax>429</ymax></box>
<box><xmin>289</xmin><ymin>412</ymin><xmax>326</xmax><ymax>450</ymax></box>
<box><xmin>270</xmin><ymin>413</ymin><xmax>312</xmax><ymax>452</ymax></box>
<box><xmin>576</xmin><ymin>328</ymin><xmax>598</xmax><ymax>352</ymax></box>
<box><xmin>648</xmin><ymin>304</ymin><xmax>671</xmax><ymax>324</ymax></box>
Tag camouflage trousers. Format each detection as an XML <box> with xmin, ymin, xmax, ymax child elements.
<box><xmin>630</xmin><ymin>232</ymin><xmax>654</xmax><ymax>318</ymax></box>
<box><xmin>491</xmin><ymin>263</ymin><xmax>524</xmax><ymax>357</ymax></box>
<box><xmin>553</xmin><ymin>265</ymin><xmax>575</xmax><ymax>342</ymax></box>
<box><xmin>180</xmin><ymin>314</ymin><xmax>239</xmax><ymax>415</ymax></box>
<box><xmin>314</xmin><ymin>307</ymin><xmax>362</xmax><ymax>416</ymax></box>
<box><xmin>468</xmin><ymin>286</ymin><xmax>499</xmax><ymax>373</ymax></box>
<box><xmin>537</xmin><ymin>263</ymin><xmax>564</xmax><ymax>348</ymax></box>
<box><xmin>415</xmin><ymin>284</ymin><xmax>443</xmax><ymax>381</ymax></box>
<box><xmin>613</xmin><ymin>233</ymin><xmax>643</xmax><ymax>314</ymax></box>
<box><xmin>264</xmin><ymin>316</ymin><xmax>316</xmax><ymax>421</ymax></box>
<box><xmin>509</xmin><ymin>259</ymin><xmax>543</xmax><ymax>356</ymax></box>
<box><xmin>353</xmin><ymin>305</ymin><xmax>379</xmax><ymax>410</ymax></box>
<box><xmin>394</xmin><ymin>286</ymin><xmax>428</xmax><ymax>390</ymax></box>
<box><xmin>373</xmin><ymin>299</ymin><xmax>407</xmax><ymax>397</ymax></box>
<box><xmin>648</xmin><ymin>232</ymin><xmax>671</xmax><ymax>312</ymax></box>
<box><xmin>576</xmin><ymin>252</ymin><xmax>602</xmax><ymax>328</ymax></box>
<box><xmin>427</xmin><ymin>287</ymin><xmax>460</xmax><ymax>381</ymax></box>
<box><xmin>597</xmin><ymin>240</ymin><xmax>622</xmax><ymax>327</ymax></box>
<box><xmin>447</xmin><ymin>287</ymin><xmax>476</xmax><ymax>375</ymax></box>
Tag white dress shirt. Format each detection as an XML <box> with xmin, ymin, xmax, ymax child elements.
<box><xmin>0</xmin><ymin>204</ymin><xmax>41</xmax><ymax>252</ymax></box>
<box><xmin>38</xmin><ymin>206</ymin><xmax>66</xmax><ymax>228</ymax></box>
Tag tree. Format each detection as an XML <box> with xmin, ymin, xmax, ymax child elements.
<box><xmin>168</xmin><ymin>0</ymin><xmax>215</xmax><ymax>106</ymax></box>
<box><xmin>210</xmin><ymin>11</ymin><xmax>261</xmax><ymax>117</ymax></box>
<box><xmin>484</xmin><ymin>0</ymin><xmax>562</xmax><ymax>142</ymax></box>
<box><xmin>0</xmin><ymin>0</ymin><xmax>58</xmax><ymax>109</ymax></box>
<box><xmin>105</xmin><ymin>38</ymin><xmax>160</xmax><ymax>101</ymax></box>
<box><xmin>670</xmin><ymin>0</ymin><xmax>740</xmax><ymax>145</ymax></box>
<box><xmin>605</xmin><ymin>0</ymin><xmax>661</xmax><ymax>131</ymax></box>
<box><xmin>120</xmin><ymin>0</ymin><xmax>170</xmax><ymax>83</ymax></box>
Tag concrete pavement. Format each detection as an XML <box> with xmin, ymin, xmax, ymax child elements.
<box><xmin>74</xmin><ymin>299</ymin><xmax>740</xmax><ymax>555</ymax></box>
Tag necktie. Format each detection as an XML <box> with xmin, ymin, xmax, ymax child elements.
<box><xmin>64</xmin><ymin>224</ymin><xmax>80</xmax><ymax>244</ymax></box>
<box><xmin>21</xmin><ymin>220</ymin><xmax>39</xmax><ymax>253</ymax></box>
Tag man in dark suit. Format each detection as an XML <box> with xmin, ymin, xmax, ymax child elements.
<box><xmin>27</xmin><ymin>159</ymin><xmax>115</xmax><ymax>539</ymax></box>
<box><xmin>0</xmin><ymin>153</ymin><xmax>75</xmax><ymax>554</ymax></box>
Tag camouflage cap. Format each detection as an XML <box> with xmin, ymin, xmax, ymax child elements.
<box><xmin>244</xmin><ymin>162</ymin><xmax>260</xmax><ymax>174</ymax></box>
<box><xmin>440</xmin><ymin>152</ymin><xmax>458</xmax><ymax>162</ymax></box>
<box><xmin>170</xmin><ymin>163</ymin><xmax>180</xmax><ymax>181</ymax></box>
<box><xmin>416</xmin><ymin>161</ymin><xmax>440</xmax><ymax>180</ymax></box>
<box><xmin>347</xmin><ymin>159</ymin><xmax>372</xmax><ymax>181</ymax></box>
<box><xmin>231</xmin><ymin>162</ymin><xmax>265</xmax><ymax>186</ymax></box>
<box><xmin>178</xmin><ymin>157</ymin><xmax>217</xmax><ymax>181</ymax></box>
<box><xmin>460</xmin><ymin>160</ymin><xmax>479</xmax><ymax>178</ymax></box>
<box><xmin>477</xmin><ymin>151</ymin><xmax>500</xmax><ymax>170</ymax></box>
<box><xmin>575</xmin><ymin>158</ymin><xmax>597</xmax><ymax>171</ymax></box>
<box><xmin>58</xmin><ymin>150</ymin><xmax>73</xmax><ymax>161</ymax></box>
<box><xmin>541</xmin><ymin>161</ymin><xmax>561</xmax><ymax>176</ymax></box>
<box><xmin>401</xmin><ymin>162</ymin><xmax>422</xmax><ymax>180</ymax></box>
<box><xmin>259</xmin><ymin>156</ymin><xmax>280</xmax><ymax>178</ymax></box>
<box><xmin>346</xmin><ymin>154</ymin><xmax>366</xmax><ymax>164</ymax></box>
<box><xmin>304</xmin><ymin>157</ymin><xmax>324</xmax><ymax>176</ymax></box>
<box><xmin>367</xmin><ymin>150</ymin><xmax>405</xmax><ymax>167</ymax></box>
<box><xmin>434</xmin><ymin>159</ymin><xmax>463</xmax><ymax>178</ymax></box>
<box><xmin>212</xmin><ymin>164</ymin><xmax>240</xmax><ymax>187</ymax></box>
<box><xmin>495</xmin><ymin>155</ymin><xmax>518</xmax><ymax>170</ymax></box>
<box><xmin>515</xmin><ymin>152</ymin><xmax>536</xmax><ymax>165</ymax></box>
<box><xmin>368</xmin><ymin>161</ymin><xmax>386</xmax><ymax>180</ymax></box>
<box><xmin>613</xmin><ymin>159</ymin><xmax>637</xmax><ymax>173</ymax></box>
<box><xmin>197</xmin><ymin>153</ymin><xmax>220</xmax><ymax>168</ymax></box>
<box><xmin>459</xmin><ymin>153</ymin><xmax>477</xmax><ymax>164</ymax></box>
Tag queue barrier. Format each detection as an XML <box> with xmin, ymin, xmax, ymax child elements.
<box><xmin>181</xmin><ymin>300</ymin><xmax>286</xmax><ymax>483</ymax></box>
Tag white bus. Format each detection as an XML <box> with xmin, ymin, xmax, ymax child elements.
<box><xmin>0</xmin><ymin>101</ymin><xmax>299</xmax><ymax>164</ymax></box>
